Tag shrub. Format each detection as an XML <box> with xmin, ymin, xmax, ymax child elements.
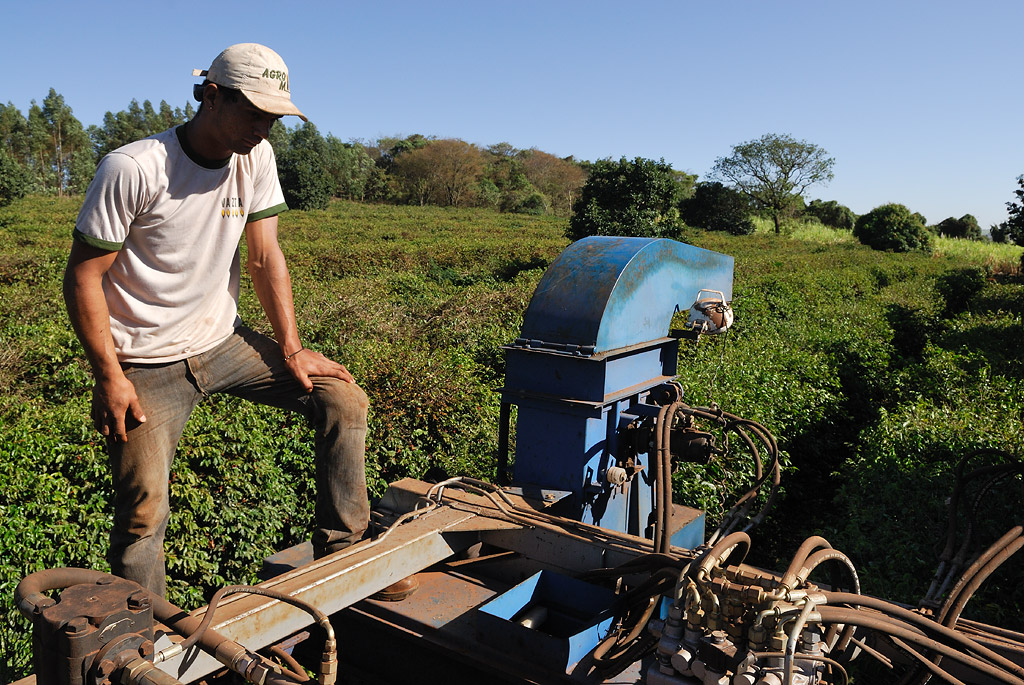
<box><xmin>854</xmin><ymin>203</ymin><xmax>931</xmax><ymax>252</ymax></box>
<box><xmin>681</xmin><ymin>181</ymin><xmax>756</xmax><ymax>235</ymax></box>
<box><xmin>567</xmin><ymin>157</ymin><xmax>688</xmax><ymax>241</ymax></box>
<box><xmin>513</xmin><ymin>191</ymin><xmax>549</xmax><ymax>216</ymax></box>
<box><xmin>935</xmin><ymin>214</ymin><xmax>982</xmax><ymax>240</ymax></box>
<box><xmin>804</xmin><ymin>199</ymin><xmax>855</xmax><ymax>231</ymax></box>
<box><xmin>934</xmin><ymin>266</ymin><xmax>986</xmax><ymax>317</ymax></box>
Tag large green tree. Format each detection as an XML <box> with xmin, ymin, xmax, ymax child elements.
<box><xmin>567</xmin><ymin>157</ymin><xmax>691</xmax><ymax>241</ymax></box>
<box><xmin>277</xmin><ymin>121</ymin><xmax>332</xmax><ymax>211</ymax></box>
<box><xmin>25</xmin><ymin>89</ymin><xmax>94</xmax><ymax>195</ymax></box>
<box><xmin>0</xmin><ymin>148</ymin><xmax>29</xmax><ymax>205</ymax></box>
<box><xmin>0</xmin><ymin>103</ymin><xmax>31</xmax><ymax>166</ymax></box>
<box><xmin>711</xmin><ymin>133</ymin><xmax>835</xmax><ymax>234</ymax></box>
<box><xmin>1001</xmin><ymin>176</ymin><xmax>1024</xmax><ymax>246</ymax></box>
<box><xmin>324</xmin><ymin>136</ymin><xmax>375</xmax><ymax>201</ymax></box>
<box><xmin>481</xmin><ymin>142</ymin><xmax>533</xmax><ymax>212</ymax></box>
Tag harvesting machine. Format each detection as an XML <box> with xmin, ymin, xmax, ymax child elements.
<box><xmin>13</xmin><ymin>237</ymin><xmax>1024</xmax><ymax>685</ymax></box>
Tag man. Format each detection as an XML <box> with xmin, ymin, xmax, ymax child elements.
<box><xmin>63</xmin><ymin>44</ymin><xmax>398</xmax><ymax>598</ymax></box>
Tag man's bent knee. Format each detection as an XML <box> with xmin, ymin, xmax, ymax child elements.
<box><xmin>312</xmin><ymin>377</ymin><xmax>369</xmax><ymax>429</ymax></box>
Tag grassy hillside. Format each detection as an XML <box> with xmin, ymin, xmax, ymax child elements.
<box><xmin>1</xmin><ymin>197</ymin><xmax>1022</xmax><ymax>681</ymax></box>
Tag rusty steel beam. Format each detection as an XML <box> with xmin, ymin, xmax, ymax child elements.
<box><xmin>161</xmin><ymin>478</ymin><xmax>586</xmax><ymax>683</ymax></box>
<box><xmin>160</xmin><ymin>503</ymin><xmax>488</xmax><ymax>683</ymax></box>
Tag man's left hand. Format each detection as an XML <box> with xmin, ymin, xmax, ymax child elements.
<box><xmin>285</xmin><ymin>348</ymin><xmax>355</xmax><ymax>391</ymax></box>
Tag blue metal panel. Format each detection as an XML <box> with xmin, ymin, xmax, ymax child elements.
<box><xmin>475</xmin><ymin>570</ymin><xmax>616</xmax><ymax>673</ymax></box>
<box><xmin>672</xmin><ymin>512</ymin><xmax>706</xmax><ymax>550</ymax></box>
<box><xmin>518</xmin><ymin>236</ymin><xmax>734</xmax><ymax>355</ymax></box>
<box><xmin>504</xmin><ymin>341</ymin><xmax>677</xmax><ymax>404</ymax></box>
<box><xmin>511</xmin><ymin>401</ymin><xmax>606</xmax><ymax>493</ymax></box>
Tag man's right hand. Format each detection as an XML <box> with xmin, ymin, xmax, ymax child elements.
<box><xmin>91</xmin><ymin>374</ymin><xmax>147</xmax><ymax>442</ymax></box>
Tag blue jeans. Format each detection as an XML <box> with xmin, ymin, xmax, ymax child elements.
<box><xmin>107</xmin><ymin>326</ymin><xmax>369</xmax><ymax>596</ymax></box>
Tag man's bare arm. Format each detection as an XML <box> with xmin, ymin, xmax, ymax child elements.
<box><xmin>245</xmin><ymin>216</ymin><xmax>355</xmax><ymax>389</ymax></box>
<box><xmin>63</xmin><ymin>241</ymin><xmax>146</xmax><ymax>441</ymax></box>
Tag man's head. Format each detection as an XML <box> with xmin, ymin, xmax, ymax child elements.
<box><xmin>192</xmin><ymin>43</ymin><xmax>307</xmax><ymax>122</ymax></box>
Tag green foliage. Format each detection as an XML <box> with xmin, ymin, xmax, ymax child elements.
<box><xmin>90</xmin><ymin>98</ymin><xmax>193</xmax><ymax>157</ymax></box>
<box><xmin>482</xmin><ymin>143</ymin><xmax>533</xmax><ymax>212</ymax></box>
<box><xmin>0</xmin><ymin>147</ymin><xmax>29</xmax><ymax>206</ymax></box>
<box><xmin>277</xmin><ymin>122</ymin><xmax>333</xmax><ymax>211</ymax></box>
<box><xmin>991</xmin><ymin>221</ymin><xmax>1011</xmax><ymax>243</ymax></box>
<box><xmin>323</xmin><ymin>136</ymin><xmax>375</xmax><ymax>201</ymax></box>
<box><xmin>804</xmin><ymin>198</ymin><xmax>855</xmax><ymax>231</ymax></box>
<box><xmin>518</xmin><ymin>148</ymin><xmax>586</xmax><ymax>217</ymax></box>
<box><xmin>681</xmin><ymin>181</ymin><xmax>755</xmax><ymax>235</ymax></box>
<box><xmin>513</xmin><ymin>191</ymin><xmax>549</xmax><ymax>215</ymax></box>
<box><xmin>711</xmin><ymin>133</ymin><xmax>835</xmax><ymax>234</ymax></box>
<box><xmin>567</xmin><ymin>156</ymin><xmax>689</xmax><ymax>241</ymax></box>
<box><xmin>3</xmin><ymin>196</ymin><xmax>1024</xmax><ymax>681</ymax></box>
<box><xmin>854</xmin><ymin>202</ymin><xmax>932</xmax><ymax>252</ymax></box>
<box><xmin>935</xmin><ymin>213</ymin><xmax>982</xmax><ymax>240</ymax></box>
<box><xmin>1003</xmin><ymin>175</ymin><xmax>1024</xmax><ymax>246</ymax></box>
<box><xmin>934</xmin><ymin>266</ymin><xmax>986</xmax><ymax>317</ymax></box>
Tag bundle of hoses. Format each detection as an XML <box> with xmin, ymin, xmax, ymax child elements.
<box><xmin>901</xmin><ymin>525</ymin><xmax>1024</xmax><ymax>685</ymax></box>
<box><xmin>15</xmin><ymin>568</ymin><xmax>337</xmax><ymax>685</ymax></box>
<box><xmin>910</xmin><ymin>448</ymin><xmax>1023</xmax><ymax>685</ymax></box>
<box><xmin>651</xmin><ymin>401</ymin><xmax>780</xmax><ymax>555</ymax></box>
<box><xmin>576</xmin><ymin>530</ymin><xmax>1024</xmax><ymax>685</ymax></box>
<box><xmin>699</xmin><ymin>534</ymin><xmax>1024</xmax><ymax>684</ymax></box>
<box><xmin>923</xmin><ymin>449</ymin><xmax>1022</xmax><ymax>610</ymax></box>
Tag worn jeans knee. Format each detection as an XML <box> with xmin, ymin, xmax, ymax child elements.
<box><xmin>308</xmin><ymin>377</ymin><xmax>370</xmax><ymax>555</ymax></box>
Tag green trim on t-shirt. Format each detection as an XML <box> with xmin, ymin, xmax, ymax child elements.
<box><xmin>247</xmin><ymin>202</ymin><xmax>288</xmax><ymax>223</ymax></box>
<box><xmin>73</xmin><ymin>228</ymin><xmax>122</xmax><ymax>251</ymax></box>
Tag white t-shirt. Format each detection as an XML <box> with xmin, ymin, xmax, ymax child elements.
<box><xmin>75</xmin><ymin>126</ymin><xmax>287</xmax><ymax>363</ymax></box>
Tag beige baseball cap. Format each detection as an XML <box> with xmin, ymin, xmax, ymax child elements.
<box><xmin>193</xmin><ymin>43</ymin><xmax>307</xmax><ymax>121</ymax></box>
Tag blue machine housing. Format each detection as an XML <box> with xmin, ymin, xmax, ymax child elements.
<box><xmin>502</xmin><ymin>236</ymin><xmax>734</xmax><ymax>547</ymax></box>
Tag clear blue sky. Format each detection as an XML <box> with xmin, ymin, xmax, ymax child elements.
<box><xmin>4</xmin><ymin>0</ymin><xmax>1022</xmax><ymax>230</ymax></box>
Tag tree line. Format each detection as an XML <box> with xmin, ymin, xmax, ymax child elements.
<box><xmin>568</xmin><ymin>134</ymin><xmax>1018</xmax><ymax>253</ymax></box>
<box><xmin>0</xmin><ymin>89</ymin><xmax>585</xmax><ymax>218</ymax></box>
<box><xmin>2</xmin><ymin>89</ymin><xmax>1023</xmax><ymax>251</ymax></box>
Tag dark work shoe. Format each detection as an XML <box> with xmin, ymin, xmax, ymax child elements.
<box><xmin>370</xmin><ymin>575</ymin><xmax>419</xmax><ymax>601</ymax></box>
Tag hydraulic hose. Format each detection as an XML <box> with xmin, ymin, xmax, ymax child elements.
<box><xmin>779</xmin><ymin>536</ymin><xmax>834</xmax><ymax>592</ymax></box>
<box><xmin>938</xmin><ymin>526</ymin><xmax>1024</xmax><ymax>627</ymax></box>
<box><xmin>887</xmin><ymin>636</ymin><xmax>967</xmax><ymax>685</ymax></box>
<box><xmin>925</xmin><ymin>451</ymin><xmax>1021</xmax><ymax>606</ymax></box>
<box><xmin>822</xmin><ymin>591</ymin><xmax>1024</xmax><ymax>680</ymax></box>
<box><xmin>653</xmin><ymin>402</ymin><xmax>682</xmax><ymax>555</ymax></box>
<box><xmin>695</xmin><ymin>531</ymin><xmax>751</xmax><ymax>581</ymax></box>
<box><xmin>796</xmin><ymin>548</ymin><xmax>861</xmax><ymax>595</ymax></box>
<box><xmin>155</xmin><ymin>584</ymin><xmax>337</xmax><ymax>685</ymax></box>
<box><xmin>817</xmin><ymin>606</ymin><xmax>1024</xmax><ymax>685</ymax></box>
<box><xmin>783</xmin><ymin>594</ymin><xmax>822</xmax><ymax>685</ymax></box>
<box><xmin>911</xmin><ymin>533</ymin><xmax>1024</xmax><ymax>685</ymax></box>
